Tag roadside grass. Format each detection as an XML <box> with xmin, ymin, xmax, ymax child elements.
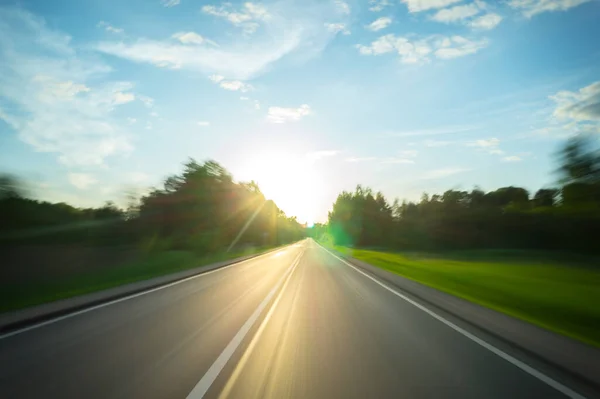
<box><xmin>334</xmin><ymin>246</ymin><xmax>600</xmax><ymax>348</ymax></box>
<box><xmin>0</xmin><ymin>245</ymin><xmax>275</xmax><ymax>313</ymax></box>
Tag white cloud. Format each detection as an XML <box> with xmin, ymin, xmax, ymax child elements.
<box><xmin>508</xmin><ymin>0</ymin><xmax>592</xmax><ymax>17</ymax></box>
<box><xmin>161</xmin><ymin>0</ymin><xmax>180</xmax><ymax>7</ymax></box>
<box><xmin>346</xmin><ymin>156</ymin><xmax>377</xmax><ymax>162</ymax></box>
<box><xmin>129</xmin><ymin>172</ymin><xmax>149</xmax><ymax>183</ymax></box>
<box><xmin>357</xmin><ymin>34</ymin><xmax>432</xmax><ymax>64</ymax></box>
<box><xmin>254</xmin><ymin>100</ymin><xmax>261</xmax><ymax>110</ymax></box>
<box><xmin>209</xmin><ymin>74</ymin><xmax>225</xmax><ymax>83</ymax></box>
<box><xmin>172</xmin><ymin>32</ymin><xmax>206</xmax><ymax>45</ymax></box>
<box><xmin>335</xmin><ymin>0</ymin><xmax>351</xmax><ymax>14</ymax></box>
<box><xmin>422</xmin><ymin>167</ymin><xmax>469</xmax><ymax>179</ymax></box>
<box><xmin>325</xmin><ymin>23</ymin><xmax>351</xmax><ymax>35</ymax></box>
<box><xmin>434</xmin><ymin>35</ymin><xmax>489</xmax><ymax>59</ymax></box>
<box><xmin>32</xmin><ymin>76</ymin><xmax>91</xmax><ymax>100</ymax></box>
<box><xmin>400</xmin><ymin>149</ymin><xmax>419</xmax><ymax>157</ymax></box>
<box><xmin>468</xmin><ymin>137</ymin><xmax>506</xmax><ymax>155</ymax></box>
<box><xmin>96</xmin><ymin>1</ymin><xmax>346</xmax><ymax>81</ymax></box>
<box><xmin>0</xmin><ymin>8</ymin><xmax>133</xmax><ymax>167</ymax></box>
<box><xmin>197</xmin><ymin>121</ymin><xmax>210</xmax><ymax>126</ymax></box>
<box><xmin>367</xmin><ymin>17</ymin><xmax>392</xmax><ymax>31</ymax></box>
<box><xmin>306</xmin><ymin>150</ymin><xmax>339</xmax><ymax>162</ymax></box>
<box><xmin>202</xmin><ymin>2</ymin><xmax>270</xmax><ymax>34</ymax></box>
<box><xmin>468</xmin><ymin>13</ymin><xmax>503</xmax><ymax>29</ymax></box>
<box><xmin>357</xmin><ymin>34</ymin><xmax>488</xmax><ymax>63</ymax></box>
<box><xmin>550</xmin><ymin>81</ymin><xmax>600</xmax><ymax>122</ymax></box>
<box><xmin>424</xmin><ymin>139</ymin><xmax>451</xmax><ymax>147</ymax></box>
<box><xmin>240</xmin><ymin>96</ymin><xmax>249</xmax><ymax>100</ymax></box>
<box><xmin>369</xmin><ymin>0</ymin><xmax>392</xmax><ymax>12</ymax></box>
<box><xmin>113</xmin><ymin>91</ymin><xmax>135</xmax><ymax>104</ymax></box>
<box><xmin>127</xmin><ymin>117</ymin><xmax>137</xmax><ymax>124</ymax></box>
<box><xmin>69</xmin><ymin>173</ymin><xmax>97</xmax><ymax>190</ymax></box>
<box><xmin>402</xmin><ymin>0</ymin><xmax>463</xmax><ymax>12</ymax></box>
<box><xmin>213</xmin><ymin>79</ymin><xmax>254</xmax><ymax>92</ymax></box>
<box><xmin>468</xmin><ymin>137</ymin><xmax>500</xmax><ymax>148</ymax></box>
<box><xmin>548</xmin><ymin>81</ymin><xmax>600</xmax><ymax>139</ymax></box>
<box><xmin>431</xmin><ymin>4</ymin><xmax>481</xmax><ymax>23</ymax></box>
<box><xmin>267</xmin><ymin>104</ymin><xmax>311</xmax><ymax>123</ymax></box>
<box><xmin>97</xmin><ymin>21</ymin><xmax>124</xmax><ymax>34</ymax></box>
<box><xmin>503</xmin><ymin>155</ymin><xmax>522</xmax><ymax>162</ymax></box>
<box><xmin>138</xmin><ymin>95</ymin><xmax>154</xmax><ymax>108</ymax></box>
<box><xmin>385</xmin><ymin>125</ymin><xmax>477</xmax><ymax>137</ymax></box>
<box><xmin>381</xmin><ymin>158</ymin><xmax>415</xmax><ymax>164</ymax></box>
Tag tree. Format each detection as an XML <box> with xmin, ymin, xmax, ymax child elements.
<box><xmin>533</xmin><ymin>189</ymin><xmax>559</xmax><ymax>208</ymax></box>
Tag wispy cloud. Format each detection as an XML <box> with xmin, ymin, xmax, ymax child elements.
<box><xmin>69</xmin><ymin>173</ymin><xmax>97</xmax><ymax>189</ymax></box>
<box><xmin>384</xmin><ymin>125</ymin><xmax>478</xmax><ymax>137</ymax></box>
<box><xmin>367</xmin><ymin>17</ymin><xmax>392</xmax><ymax>31</ymax></box>
<box><xmin>550</xmin><ymin>81</ymin><xmax>600</xmax><ymax>122</ymax></box>
<box><xmin>357</xmin><ymin>34</ymin><xmax>488</xmax><ymax>63</ymax></box>
<box><xmin>202</xmin><ymin>2</ymin><xmax>270</xmax><ymax>34</ymax></box>
<box><xmin>503</xmin><ymin>155</ymin><xmax>522</xmax><ymax>162</ymax></box>
<box><xmin>421</xmin><ymin>167</ymin><xmax>470</xmax><ymax>179</ymax></box>
<box><xmin>306</xmin><ymin>150</ymin><xmax>339</xmax><ymax>162</ymax></box>
<box><xmin>197</xmin><ymin>121</ymin><xmax>210</xmax><ymax>127</ymax></box>
<box><xmin>434</xmin><ymin>35</ymin><xmax>489</xmax><ymax>59</ymax></box>
<box><xmin>161</xmin><ymin>0</ymin><xmax>180</xmax><ymax>7</ymax></box>
<box><xmin>381</xmin><ymin>157</ymin><xmax>415</xmax><ymax>164</ymax></box>
<box><xmin>267</xmin><ymin>104</ymin><xmax>311</xmax><ymax>123</ymax></box>
<box><xmin>172</xmin><ymin>32</ymin><xmax>209</xmax><ymax>45</ymax></box>
<box><xmin>346</xmin><ymin>156</ymin><xmax>377</xmax><ymax>162</ymax></box>
<box><xmin>0</xmin><ymin>7</ymin><xmax>134</xmax><ymax>167</ymax></box>
<box><xmin>431</xmin><ymin>4</ymin><xmax>481</xmax><ymax>23</ymax></box>
<box><xmin>95</xmin><ymin>1</ymin><xmax>345</xmax><ymax>80</ymax></box>
<box><xmin>467</xmin><ymin>137</ymin><xmax>504</xmax><ymax>155</ymax></box>
<box><xmin>402</xmin><ymin>0</ymin><xmax>463</xmax><ymax>12</ymax></box>
<box><xmin>369</xmin><ymin>0</ymin><xmax>392</xmax><ymax>12</ymax></box>
<box><xmin>335</xmin><ymin>0</ymin><xmax>351</xmax><ymax>14</ymax></box>
<box><xmin>424</xmin><ymin>139</ymin><xmax>452</xmax><ymax>147</ymax></box>
<box><xmin>97</xmin><ymin>21</ymin><xmax>124</xmax><ymax>34</ymax></box>
<box><xmin>508</xmin><ymin>0</ymin><xmax>592</xmax><ymax>18</ymax></box>
<box><xmin>325</xmin><ymin>23</ymin><xmax>351</xmax><ymax>35</ymax></box>
<box><xmin>468</xmin><ymin>13</ymin><xmax>503</xmax><ymax>30</ymax></box>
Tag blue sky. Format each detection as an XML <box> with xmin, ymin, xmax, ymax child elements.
<box><xmin>1</xmin><ymin>0</ymin><xmax>599</xmax><ymax>224</ymax></box>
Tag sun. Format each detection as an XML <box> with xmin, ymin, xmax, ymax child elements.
<box><xmin>244</xmin><ymin>150</ymin><xmax>319</xmax><ymax>225</ymax></box>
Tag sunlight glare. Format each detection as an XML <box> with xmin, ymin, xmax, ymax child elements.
<box><xmin>239</xmin><ymin>147</ymin><xmax>323</xmax><ymax>225</ymax></box>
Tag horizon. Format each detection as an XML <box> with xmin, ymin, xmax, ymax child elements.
<box><xmin>1</xmin><ymin>0</ymin><xmax>599</xmax><ymax>225</ymax></box>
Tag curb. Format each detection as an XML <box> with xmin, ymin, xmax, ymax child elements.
<box><xmin>0</xmin><ymin>245</ymin><xmax>287</xmax><ymax>335</ymax></box>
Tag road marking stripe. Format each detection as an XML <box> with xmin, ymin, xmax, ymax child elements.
<box><xmin>318</xmin><ymin>244</ymin><xmax>586</xmax><ymax>399</ymax></box>
<box><xmin>186</xmin><ymin>251</ymin><xmax>304</xmax><ymax>399</ymax></box>
<box><xmin>0</xmin><ymin>246</ymin><xmax>297</xmax><ymax>340</ymax></box>
<box><xmin>217</xmin><ymin>248</ymin><xmax>302</xmax><ymax>399</ymax></box>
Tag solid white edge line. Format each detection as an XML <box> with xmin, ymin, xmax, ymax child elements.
<box><xmin>317</xmin><ymin>243</ymin><xmax>586</xmax><ymax>399</ymax></box>
<box><xmin>0</xmin><ymin>246</ymin><xmax>295</xmax><ymax>340</ymax></box>
<box><xmin>186</xmin><ymin>251</ymin><xmax>304</xmax><ymax>399</ymax></box>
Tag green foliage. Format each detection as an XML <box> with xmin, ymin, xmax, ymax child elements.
<box><xmin>0</xmin><ymin>160</ymin><xmax>305</xmax><ymax>250</ymax></box>
<box><xmin>342</xmin><ymin>248</ymin><xmax>600</xmax><ymax>347</ymax></box>
<box><xmin>325</xmin><ymin>140</ymin><xmax>600</xmax><ymax>253</ymax></box>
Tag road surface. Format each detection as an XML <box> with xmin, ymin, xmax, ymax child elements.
<box><xmin>0</xmin><ymin>239</ymin><xmax>594</xmax><ymax>398</ymax></box>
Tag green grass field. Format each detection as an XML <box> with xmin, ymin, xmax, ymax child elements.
<box><xmin>0</xmin><ymin>246</ymin><xmax>275</xmax><ymax>313</ymax></box>
<box><xmin>334</xmin><ymin>246</ymin><xmax>600</xmax><ymax>348</ymax></box>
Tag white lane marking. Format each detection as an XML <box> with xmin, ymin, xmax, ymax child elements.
<box><xmin>317</xmin><ymin>244</ymin><xmax>586</xmax><ymax>399</ymax></box>
<box><xmin>0</xmin><ymin>245</ymin><xmax>300</xmax><ymax>340</ymax></box>
<box><xmin>186</xmin><ymin>251</ymin><xmax>304</xmax><ymax>399</ymax></box>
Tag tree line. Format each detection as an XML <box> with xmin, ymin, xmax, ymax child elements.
<box><xmin>0</xmin><ymin>159</ymin><xmax>305</xmax><ymax>252</ymax></box>
<box><xmin>319</xmin><ymin>135</ymin><xmax>600</xmax><ymax>253</ymax></box>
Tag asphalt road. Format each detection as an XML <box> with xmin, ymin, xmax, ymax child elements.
<box><xmin>0</xmin><ymin>239</ymin><xmax>592</xmax><ymax>398</ymax></box>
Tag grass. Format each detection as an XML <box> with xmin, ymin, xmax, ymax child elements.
<box><xmin>0</xmin><ymin>245</ymin><xmax>276</xmax><ymax>313</ymax></box>
<box><xmin>334</xmin><ymin>246</ymin><xmax>600</xmax><ymax>348</ymax></box>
